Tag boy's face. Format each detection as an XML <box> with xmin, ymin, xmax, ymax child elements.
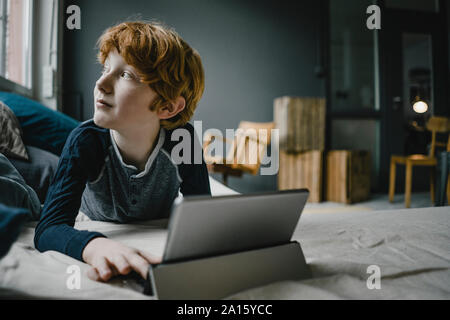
<box><xmin>93</xmin><ymin>49</ymin><xmax>159</xmax><ymax>132</ymax></box>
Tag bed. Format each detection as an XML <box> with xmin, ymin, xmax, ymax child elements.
<box><xmin>0</xmin><ymin>176</ymin><xmax>449</xmax><ymax>300</ymax></box>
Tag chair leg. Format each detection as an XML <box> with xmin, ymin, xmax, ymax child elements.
<box><xmin>405</xmin><ymin>161</ymin><xmax>412</xmax><ymax>208</ymax></box>
<box><xmin>389</xmin><ymin>160</ymin><xmax>396</xmax><ymax>203</ymax></box>
<box><xmin>444</xmin><ymin>153</ymin><xmax>450</xmax><ymax>205</ymax></box>
<box><xmin>223</xmin><ymin>172</ymin><xmax>229</xmax><ymax>186</ymax></box>
<box><xmin>430</xmin><ymin>168</ymin><xmax>435</xmax><ymax>204</ymax></box>
<box><xmin>436</xmin><ymin>152</ymin><xmax>449</xmax><ymax>206</ymax></box>
<box><xmin>447</xmin><ymin>175</ymin><xmax>450</xmax><ymax>205</ymax></box>
<box><xmin>389</xmin><ymin>159</ymin><xmax>396</xmax><ymax>203</ymax></box>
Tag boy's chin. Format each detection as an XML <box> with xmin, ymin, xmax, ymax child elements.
<box><xmin>93</xmin><ymin>114</ymin><xmax>113</xmax><ymax>129</ymax></box>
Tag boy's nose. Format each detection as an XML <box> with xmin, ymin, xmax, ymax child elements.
<box><xmin>96</xmin><ymin>74</ymin><xmax>113</xmax><ymax>94</ymax></box>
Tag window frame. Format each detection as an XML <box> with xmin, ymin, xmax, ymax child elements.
<box><xmin>0</xmin><ymin>0</ymin><xmax>34</xmax><ymax>97</ymax></box>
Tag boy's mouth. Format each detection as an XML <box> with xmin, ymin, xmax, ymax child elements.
<box><xmin>96</xmin><ymin>98</ymin><xmax>113</xmax><ymax>108</ymax></box>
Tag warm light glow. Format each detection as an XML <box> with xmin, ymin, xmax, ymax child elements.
<box><xmin>413</xmin><ymin>100</ymin><xmax>428</xmax><ymax>113</ymax></box>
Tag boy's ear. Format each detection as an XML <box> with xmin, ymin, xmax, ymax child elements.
<box><xmin>157</xmin><ymin>96</ymin><xmax>186</xmax><ymax>120</ymax></box>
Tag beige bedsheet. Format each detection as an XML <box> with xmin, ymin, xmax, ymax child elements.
<box><xmin>232</xmin><ymin>206</ymin><xmax>450</xmax><ymax>299</ymax></box>
<box><xmin>1</xmin><ymin>204</ymin><xmax>449</xmax><ymax>300</ymax></box>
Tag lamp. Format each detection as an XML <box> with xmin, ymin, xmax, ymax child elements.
<box><xmin>412</xmin><ymin>96</ymin><xmax>428</xmax><ymax>114</ymax></box>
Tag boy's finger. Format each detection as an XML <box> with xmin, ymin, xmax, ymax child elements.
<box><xmin>95</xmin><ymin>257</ymin><xmax>113</xmax><ymax>281</ymax></box>
<box><xmin>110</xmin><ymin>255</ymin><xmax>132</xmax><ymax>275</ymax></box>
<box><xmin>138</xmin><ymin>250</ymin><xmax>162</xmax><ymax>265</ymax></box>
<box><xmin>127</xmin><ymin>253</ymin><xmax>150</xmax><ymax>279</ymax></box>
<box><xmin>87</xmin><ymin>267</ymin><xmax>101</xmax><ymax>281</ymax></box>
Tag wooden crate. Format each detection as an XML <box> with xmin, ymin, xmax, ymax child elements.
<box><xmin>326</xmin><ymin>150</ymin><xmax>371</xmax><ymax>204</ymax></box>
<box><xmin>278</xmin><ymin>150</ymin><xmax>323</xmax><ymax>202</ymax></box>
<box><xmin>274</xmin><ymin>96</ymin><xmax>326</xmax><ymax>153</ymax></box>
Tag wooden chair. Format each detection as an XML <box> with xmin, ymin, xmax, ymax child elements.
<box><xmin>203</xmin><ymin>121</ymin><xmax>275</xmax><ymax>185</ymax></box>
<box><xmin>389</xmin><ymin>116</ymin><xmax>450</xmax><ymax>208</ymax></box>
<box><xmin>435</xmin><ymin>139</ymin><xmax>450</xmax><ymax>206</ymax></box>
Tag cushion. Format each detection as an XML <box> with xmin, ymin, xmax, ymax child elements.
<box><xmin>8</xmin><ymin>146</ymin><xmax>60</xmax><ymax>204</ymax></box>
<box><xmin>0</xmin><ymin>92</ymin><xmax>80</xmax><ymax>156</ymax></box>
<box><xmin>0</xmin><ymin>153</ymin><xmax>40</xmax><ymax>220</ymax></box>
<box><xmin>0</xmin><ymin>101</ymin><xmax>29</xmax><ymax>160</ymax></box>
<box><xmin>0</xmin><ymin>203</ymin><xmax>30</xmax><ymax>259</ymax></box>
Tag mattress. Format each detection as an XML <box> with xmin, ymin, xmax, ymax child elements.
<box><xmin>0</xmin><ymin>184</ymin><xmax>449</xmax><ymax>299</ymax></box>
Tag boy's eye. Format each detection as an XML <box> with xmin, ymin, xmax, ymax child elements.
<box><xmin>121</xmin><ymin>72</ymin><xmax>133</xmax><ymax>80</ymax></box>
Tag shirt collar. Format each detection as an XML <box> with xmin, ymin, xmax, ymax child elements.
<box><xmin>109</xmin><ymin>128</ymin><xmax>166</xmax><ymax>178</ymax></box>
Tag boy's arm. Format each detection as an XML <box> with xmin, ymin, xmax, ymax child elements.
<box><xmin>179</xmin><ymin>159</ymin><xmax>211</xmax><ymax>196</ymax></box>
<box><xmin>178</xmin><ymin>124</ymin><xmax>211</xmax><ymax>196</ymax></box>
<box><xmin>35</xmin><ymin>126</ymin><xmax>161</xmax><ymax>281</ymax></box>
<box><xmin>34</xmin><ymin>126</ymin><xmax>106</xmax><ymax>261</ymax></box>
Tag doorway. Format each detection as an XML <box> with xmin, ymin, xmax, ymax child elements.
<box><xmin>327</xmin><ymin>0</ymin><xmax>449</xmax><ymax>193</ymax></box>
<box><xmin>379</xmin><ymin>0</ymin><xmax>449</xmax><ymax>191</ymax></box>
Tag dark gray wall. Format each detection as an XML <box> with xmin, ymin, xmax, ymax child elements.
<box><xmin>448</xmin><ymin>0</ymin><xmax>450</xmax><ymax>94</ymax></box>
<box><xmin>62</xmin><ymin>0</ymin><xmax>325</xmax><ymax>193</ymax></box>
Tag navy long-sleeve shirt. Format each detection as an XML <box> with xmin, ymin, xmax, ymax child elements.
<box><xmin>34</xmin><ymin>120</ymin><xmax>211</xmax><ymax>261</ymax></box>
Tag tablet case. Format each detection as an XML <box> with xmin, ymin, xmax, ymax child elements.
<box><xmin>148</xmin><ymin>241</ymin><xmax>311</xmax><ymax>300</ymax></box>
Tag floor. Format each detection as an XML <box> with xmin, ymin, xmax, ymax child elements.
<box><xmin>303</xmin><ymin>192</ymin><xmax>447</xmax><ymax>214</ymax></box>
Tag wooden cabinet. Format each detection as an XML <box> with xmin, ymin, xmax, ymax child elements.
<box><xmin>274</xmin><ymin>97</ymin><xmax>325</xmax><ymax>153</ymax></box>
<box><xmin>278</xmin><ymin>150</ymin><xmax>323</xmax><ymax>202</ymax></box>
<box><xmin>326</xmin><ymin>150</ymin><xmax>371</xmax><ymax>204</ymax></box>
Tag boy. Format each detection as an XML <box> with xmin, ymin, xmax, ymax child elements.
<box><xmin>34</xmin><ymin>21</ymin><xmax>211</xmax><ymax>282</ymax></box>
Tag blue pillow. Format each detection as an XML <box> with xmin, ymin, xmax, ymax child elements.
<box><xmin>0</xmin><ymin>203</ymin><xmax>30</xmax><ymax>258</ymax></box>
<box><xmin>8</xmin><ymin>146</ymin><xmax>60</xmax><ymax>204</ymax></box>
<box><xmin>0</xmin><ymin>92</ymin><xmax>80</xmax><ymax>156</ymax></box>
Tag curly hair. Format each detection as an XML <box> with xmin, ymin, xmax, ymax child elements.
<box><xmin>96</xmin><ymin>21</ymin><xmax>205</xmax><ymax>130</ymax></box>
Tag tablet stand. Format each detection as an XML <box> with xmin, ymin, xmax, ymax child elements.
<box><xmin>148</xmin><ymin>241</ymin><xmax>311</xmax><ymax>300</ymax></box>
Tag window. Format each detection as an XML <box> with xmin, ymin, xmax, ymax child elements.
<box><xmin>329</xmin><ymin>0</ymin><xmax>379</xmax><ymax>111</ymax></box>
<box><xmin>0</xmin><ymin>0</ymin><xmax>33</xmax><ymax>90</ymax></box>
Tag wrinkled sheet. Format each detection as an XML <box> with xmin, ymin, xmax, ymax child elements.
<box><xmin>1</xmin><ymin>204</ymin><xmax>449</xmax><ymax>299</ymax></box>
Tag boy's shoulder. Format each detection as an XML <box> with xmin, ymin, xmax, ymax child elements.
<box><xmin>162</xmin><ymin>122</ymin><xmax>205</xmax><ymax>167</ymax></box>
<box><xmin>65</xmin><ymin>119</ymin><xmax>111</xmax><ymax>152</ymax></box>
<box><xmin>77</xmin><ymin>118</ymin><xmax>108</xmax><ymax>131</ymax></box>
<box><xmin>163</xmin><ymin>121</ymin><xmax>199</xmax><ymax>149</ymax></box>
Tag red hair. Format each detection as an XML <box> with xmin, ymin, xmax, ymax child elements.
<box><xmin>97</xmin><ymin>21</ymin><xmax>205</xmax><ymax>129</ymax></box>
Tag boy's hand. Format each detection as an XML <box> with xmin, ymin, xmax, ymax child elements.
<box><xmin>82</xmin><ymin>237</ymin><xmax>162</xmax><ymax>282</ymax></box>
